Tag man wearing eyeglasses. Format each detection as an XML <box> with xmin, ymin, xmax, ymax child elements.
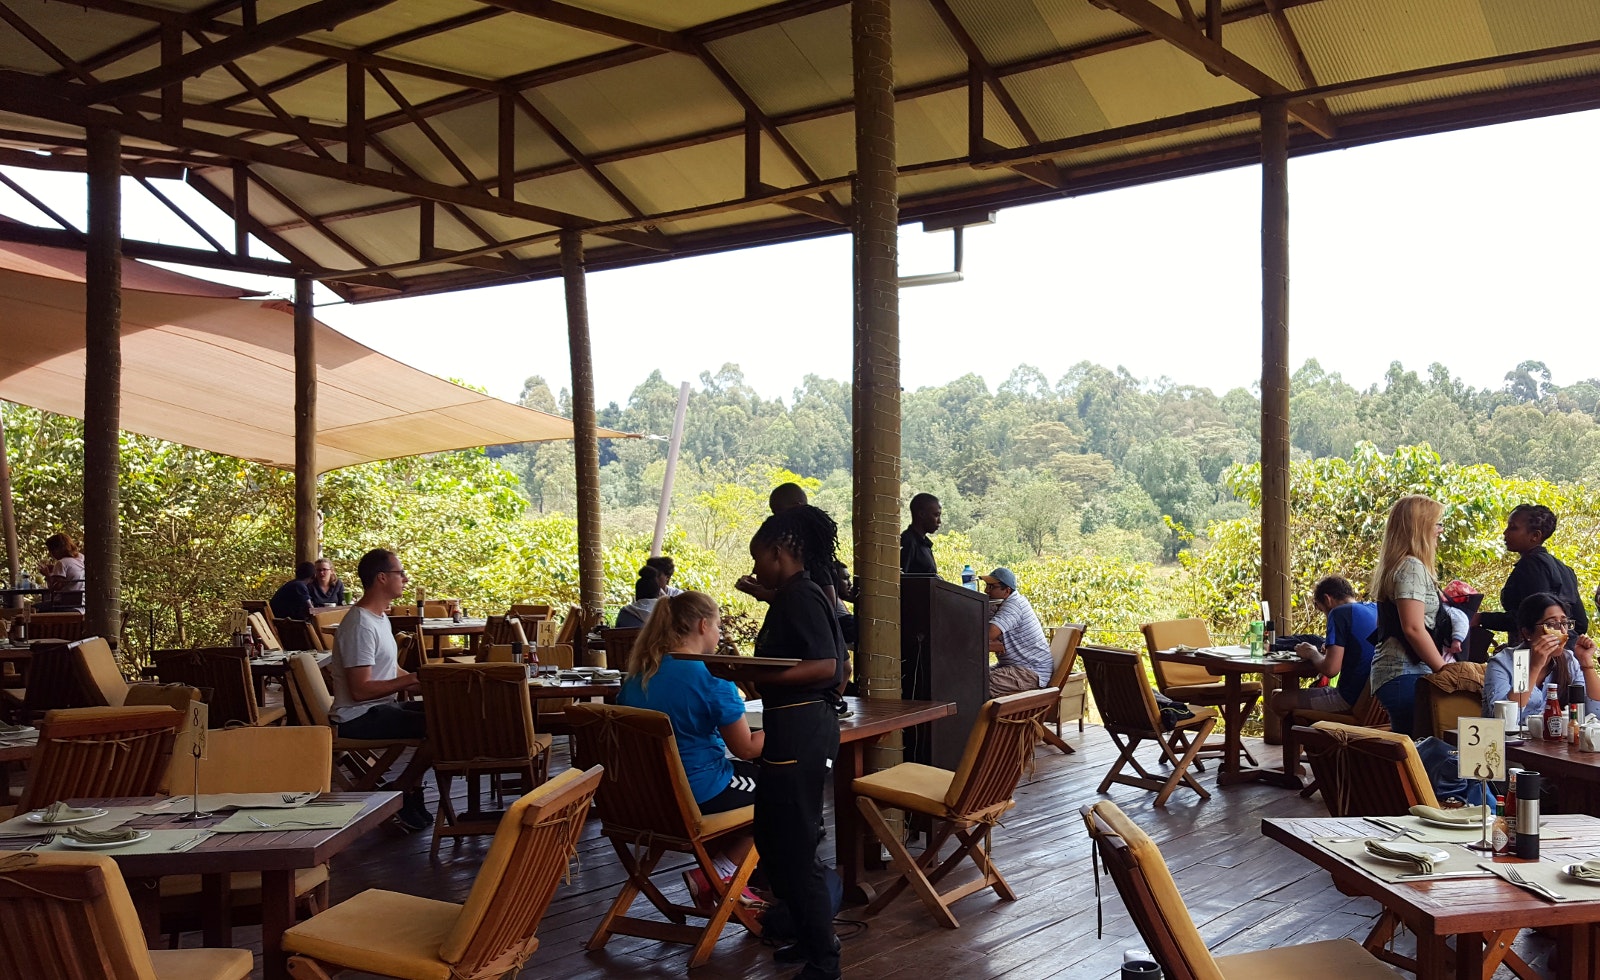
<box><xmin>980</xmin><ymin>568</ymin><xmax>1054</xmax><ymax>696</ymax></box>
<box><xmin>327</xmin><ymin>548</ymin><xmax>432</xmax><ymax>831</ymax></box>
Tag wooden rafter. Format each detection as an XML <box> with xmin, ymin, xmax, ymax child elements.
<box><xmin>479</xmin><ymin>0</ymin><xmax>693</xmax><ymax>53</ymax></box>
<box><xmin>0</xmin><ymin>169</ymin><xmax>81</xmax><ymax>233</ymax></box>
<box><xmin>512</xmin><ymin>93</ymin><xmax>666</xmax><ymax>238</ymax></box>
<box><xmin>132</xmin><ymin>173</ymin><xmax>229</xmax><ymax>255</ymax></box>
<box><xmin>1093</xmin><ymin>0</ymin><xmax>1335</xmax><ymax>138</ymax></box>
<box><xmin>0</xmin><ymin>216</ymin><xmax>304</xmax><ymax>277</ymax></box>
<box><xmin>80</xmin><ymin>0</ymin><xmax>397</xmax><ymax>105</ymax></box>
<box><xmin>1262</xmin><ymin>0</ymin><xmax>1332</xmax><ymax>121</ymax></box>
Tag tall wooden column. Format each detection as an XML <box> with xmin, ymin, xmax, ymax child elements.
<box><xmin>0</xmin><ymin>411</ymin><xmax>18</xmax><ymax>601</ymax></box>
<box><xmin>560</xmin><ymin>231</ymin><xmax>604</xmax><ymax>629</ymax></box>
<box><xmin>1260</xmin><ymin>100</ymin><xmax>1291</xmax><ymax>742</ymax></box>
<box><xmin>293</xmin><ymin>276</ymin><xmax>318</xmax><ymax>564</ymax></box>
<box><xmin>852</xmin><ymin>0</ymin><xmax>901</xmax><ymax>772</ymax></box>
<box><xmin>83</xmin><ymin>128</ymin><xmax>123</xmax><ymax>639</ymax></box>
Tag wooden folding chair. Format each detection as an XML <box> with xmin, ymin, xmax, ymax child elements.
<box><xmin>151</xmin><ymin>647</ymin><xmax>286</xmax><ymax>727</ymax></box>
<box><xmin>273</xmin><ymin>618</ymin><xmax>325</xmax><ymax>653</ymax></box>
<box><xmin>283</xmin><ymin>652</ymin><xmax>421</xmax><ymax>792</ymax></box>
<box><xmin>1142</xmin><ymin>618</ymin><xmax>1258</xmax><ymax>766</ymax></box>
<box><xmin>482</xmin><ymin>614</ymin><xmax>522</xmax><ymax>648</ymax></box>
<box><xmin>1413</xmin><ymin>662</ymin><xmax>1485</xmax><ymax>739</ymax></box>
<box><xmin>6</xmin><ymin>639</ymin><xmax>96</xmax><ymax>725</ymax></box>
<box><xmin>0</xmin><ymin>852</ymin><xmax>252</xmax><ymax>980</ymax></box>
<box><xmin>283</xmin><ymin>766</ymin><xmax>602</xmax><ymax>980</ymax></box>
<box><xmin>159</xmin><ymin>726</ymin><xmax>336</xmax><ymax>944</ymax></box>
<box><xmin>248</xmin><ymin>611</ymin><xmax>283</xmax><ymax>651</ymax></box>
<box><xmin>419</xmin><ymin>663</ymin><xmax>552</xmax><ymax>857</ymax></box>
<box><xmin>14</xmin><ymin>706</ymin><xmax>183</xmax><ymax>812</ymax></box>
<box><xmin>309</xmin><ymin>608</ymin><xmax>348</xmax><ymax>650</ymax></box>
<box><xmin>599</xmin><ymin>627</ymin><xmax>642</xmax><ymax>672</ymax></box>
<box><xmin>1078</xmin><ymin>645</ymin><xmax>1218</xmax><ymax>806</ymax></box>
<box><xmin>1039</xmin><ymin>623</ymin><xmax>1086</xmax><ymax>754</ymax></box>
<box><xmin>509</xmin><ymin>603</ymin><xmax>552</xmax><ymax>622</ymax></box>
<box><xmin>69</xmin><ymin>636</ymin><xmax>134</xmax><ymax>707</ymax></box>
<box><xmin>853</xmin><ymin>687</ymin><xmax>1058</xmax><ymax>928</ymax></box>
<box><xmin>23</xmin><ymin>611</ymin><xmax>87</xmax><ymax>641</ymax></box>
<box><xmin>566</xmin><ymin>703</ymin><xmax>762</xmax><ymax>968</ymax></box>
<box><xmin>1081</xmin><ymin>800</ymin><xmax>1401</xmax><ymax>980</ymax></box>
<box><xmin>1283</xmin><ymin>685</ymin><xmax>1390</xmax><ymax>798</ymax></box>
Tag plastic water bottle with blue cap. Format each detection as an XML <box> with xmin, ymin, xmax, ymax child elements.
<box><xmin>961</xmin><ymin>565</ymin><xmax>976</xmax><ymax>590</ymax></box>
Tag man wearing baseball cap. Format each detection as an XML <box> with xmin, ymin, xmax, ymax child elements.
<box><xmin>981</xmin><ymin>568</ymin><xmax>1054</xmax><ymax>695</ymax></box>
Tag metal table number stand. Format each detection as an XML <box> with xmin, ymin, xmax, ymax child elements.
<box><xmin>176</xmin><ymin>701</ymin><xmax>212</xmax><ymax>822</ymax></box>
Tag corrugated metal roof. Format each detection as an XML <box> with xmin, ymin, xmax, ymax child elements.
<box><xmin>1</xmin><ymin>0</ymin><xmax>1598</xmax><ymax>299</ymax></box>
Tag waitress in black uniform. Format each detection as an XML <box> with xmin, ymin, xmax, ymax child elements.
<box><xmin>746</xmin><ymin>505</ymin><xmax>847</xmax><ymax>980</ymax></box>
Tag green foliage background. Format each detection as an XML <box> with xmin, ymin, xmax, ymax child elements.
<box><xmin>5</xmin><ymin>353</ymin><xmax>1598</xmax><ymax>660</ymax></box>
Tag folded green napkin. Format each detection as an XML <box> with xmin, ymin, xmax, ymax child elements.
<box><xmin>38</xmin><ymin>803</ymin><xmax>99</xmax><ymax>824</ymax></box>
<box><xmin>1365</xmin><ymin>839</ymin><xmax>1444</xmax><ymax>873</ymax></box>
<box><xmin>1409</xmin><ymin>804</ymin><xmax>1489</xmax><ymax>826</ymax></box>
<box><xmin>64</xmin><ymin>827</ymin><xmax>140</xmax><ymax>844</ymax></box>
<box><xmin>1567</xmin><ymin>860</ymin><xmax>1600</xmax><ymax>881</ymax></box>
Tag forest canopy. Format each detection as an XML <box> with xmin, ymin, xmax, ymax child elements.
<box><xmin>4</xmin><ymin>355</ymin><xmax>1597</xmax><ymax>658</ymax></box>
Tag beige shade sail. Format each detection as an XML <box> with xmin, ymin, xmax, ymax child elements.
<box><xmin>0</xmin><ymin>238</ymin><xmax>625</xmax><ymax>471</ymax></box>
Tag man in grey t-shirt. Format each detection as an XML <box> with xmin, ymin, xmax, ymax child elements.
<box><xmin>982</xmin><ymin>568</ymin><xmax>1054</xmax><ymax>696</ymax></box>
<box><xmin>329</xmin><ymin>548</ymin><xmax>431</xmax><ymax>830</ymax></box>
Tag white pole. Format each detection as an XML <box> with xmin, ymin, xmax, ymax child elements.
<box><xmin>651</xmin><ymin>381</ymin><xmax>691</xmax><ymax>557</ymax></box>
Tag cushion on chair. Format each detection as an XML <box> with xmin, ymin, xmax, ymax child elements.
<box><xmin>75</xmin><ymin>638</ymin><xmax>129</xmax><ymax>706</ymax></box>
<box><xmin>1164</xmin><ymin>681</ymin><xmax>1263</xmax><ymax>704</ymax></box>
<box><xmin>1086</xmin><ymin>801</ymin><xmax>1216</xmax><ymax>977</ymax></box>
<box><xmin>852</xmin><ymin>763</ymin><xmax>955</xmax><ymax>818</ymax></box>
<box><xmin>1292</xmin><ymin>708</ymin><xmax>1358</xmax><ymax>726</ymax></box>
<box><xmin>1215</xmin><ymin>938</ymin><xmax>1402</xmax><ymax>979</ymax></box>
<box><xmin>25</xmin><ymin>852</ymin><xmax>157</xmax><ymax>979</ymax></box>
<box><xmin>148</xmin><ymin>947</ymin><xmax>254</xmax><ymax>980</ymax></box>
<box><xmin>283</xmin><ymin>888</ymin><xmax>458</xmax><ymax>980</ymax></box>
<box><xmin>1309</xmin><ymin>721</ymin><xmax>1439</xmax><ymax>808</ymax></box>
<box><xmin>438</xmin><ymin>765</ymin><xmax>587</xmax><ymax>963</ymax></box>
<box><xmin>159</xmin><ymin>864</ymin><xmax>328</xmax><ymax>899</ymax></box>
<box><xmin>693</xmin><ymin>803</ymin><xmax>754</xmax><ymax>840</ymax></box>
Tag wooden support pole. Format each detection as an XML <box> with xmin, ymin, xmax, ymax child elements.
<box><xmin>561</xmin><ymin>231</ymin><xmax>605</xmax><ymax>633</ymax></box>
<box><xmin>293</xmin><ymin>276</ymin><xmax>318</xmax><ymax>565</ymax></box>
<box><xmin>84</xmin><ymin>127</ymin><xmax>122</xmax><ymax>640</ymax></box>
<box><xmin>346</xmin><ymin>62</ymin><xmax>365</xmax><ymax>169</ymax></box>
<box><xmin>852</xmin><ymin>0</ymin><xmax>902</xmax><ymax>771</ymax></box>
<box><xmin>0</xmin><ymin>410</ymin><xmax>18</xmax><ymax>601</ymax></box>
<box><xmin>1260</xmin><ymin>98</ymin><xmax>1291</xmax><ymax>743</ymax></box>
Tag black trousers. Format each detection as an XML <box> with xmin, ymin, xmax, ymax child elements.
<box><xmin>754</xmin><ymin>699</ymin><xmax>841</xmax><ymax>972</ymax></box>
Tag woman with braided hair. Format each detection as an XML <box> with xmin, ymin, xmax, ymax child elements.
<box><xmin>736</xmin><ymin>505</ymin><xmax>847</xmax><ymax>979</ymax></box>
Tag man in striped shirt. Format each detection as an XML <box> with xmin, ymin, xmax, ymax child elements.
<box><xmin>982</xmin><ymin>568</ymin><xmax>1054</xmax><ymax>695</ymax></box>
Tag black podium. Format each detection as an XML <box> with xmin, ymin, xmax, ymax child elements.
<box><xmin>901</xmin><ymin>575</ymin><xmax>991</xmax><ymax>770</ymax></box>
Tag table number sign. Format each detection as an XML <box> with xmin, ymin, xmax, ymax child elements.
<box><xmin>1511</xmin><ymin>648</ymin><xmax>1530</xmax><ymax>694</ymax></box>
<box><xmin>1458</xmin><ymin>715</ymin><xmax>1505</xmax><ymax>782</ymax></box>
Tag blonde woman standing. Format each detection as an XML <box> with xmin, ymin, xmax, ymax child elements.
<box><xmin>1368</xmin><ymin>495</ymin><xmax>1450</xmax><ymax>736</ymax></box>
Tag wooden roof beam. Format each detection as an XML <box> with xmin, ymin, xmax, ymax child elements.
<box><xmin>1092</xmin><ymin>0</ymin><xmax>1335</xmax><ymax>138</ymax></box>
<box><xmin>478</xmin><ymin>0</ymin><xmax>693</xmax><ymax>53</ymax></box>
<box><xmin>0</xmin><ymin>216</ymin><xmax>306</xmax><ymax>277</ymax></box>
<box><xmin>511</xmin><ymin>93</ymin><xmax>667</xmax><ymax>243</ymax></box>
<box><xmin>80</xmin><ymin>0</ymin><xmax>397</xmax><ymax>105</ymax></box>
<box><xmin>0</xmin><ymin>146</ymin><xmax>183</xmax><ymax>178</ymax></box>
<box><xmin>1262</xmin><ymin>0</ymin><xmax>1331</xmax><ymax>121</ymax></box>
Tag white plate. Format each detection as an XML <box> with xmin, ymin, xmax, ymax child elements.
<box><xmin>27</xmin><ymin>807</ymin><xmax>109</xmax><ymax>826</ymax></box>
<box><xmin>1416</xmin><ymin>813</ymin><xmax>1485</xmax><ymax>830</ymax></box>
<box><xmin>58</xmin><ymin>830</ymin><xmax>151</xmax><ymax>850</ymax></box>
<box><xmin>1561</xmin><ymin>864</ymin><xmax>1600</xmax><ymax>882</ymax></box>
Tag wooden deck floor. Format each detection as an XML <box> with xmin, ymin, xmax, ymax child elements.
<box><xmin>184</xmin><ymin>725</ymin><xmax>1556</xmax><ymax>977</ymax></box>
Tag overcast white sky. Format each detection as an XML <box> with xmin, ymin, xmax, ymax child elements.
<box><xmin>4</xmin><ymin>109</ymin><xmax>1597</xmax><ymax>411</ymax></box>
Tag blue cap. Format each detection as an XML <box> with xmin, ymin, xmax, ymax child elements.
<box><xmin>980</xmin><ymin>568</ymin><xmax>1017</xmax><ymax>591</ymax></box>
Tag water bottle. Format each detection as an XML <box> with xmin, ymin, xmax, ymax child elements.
<box><xmin>18</xmin><ymin>571</ymin><xmax>33</xmax><ymax>592</ymax></box>
<box><xmin>961</xmin><ymin>565</ymin><xmax>976</xmax><ymax>590</ymax></box>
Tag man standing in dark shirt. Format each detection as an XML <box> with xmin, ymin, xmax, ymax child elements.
<box><xmin>1479</xmin><ymin>504</ymin><xmax>1588</xmax><ymax>638</ymax></box>
<box><xmin>900</xmin><ymin>492</ymin><xmax>941</xmax><ymax>576</ymax></box>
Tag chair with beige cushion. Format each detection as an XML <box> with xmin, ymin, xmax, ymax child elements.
<box><xmin>1039</xmin><ymin>623</ymin><xmax>1087</xmax><ymax>755</ymax></box>
<box><xmin>274</xmin><ymin>618</ymin><xmax>325</xmax><ymax>653</ymax></box>
<box><xmin>1282</xmin><ymin>686</ymin><xmax>1390</xmax><ymax>798</ymax></box>
<box><xmin>1413</xmin><ymin>661</ymin><xmax>1485</xmax><ymax>739</ymax></box>
<box><xmin>70</xmin><ymin>636</ymin><xmax>135</xmax><ymax>707</ymax></box>
<box><xmin>566</xmin><ymin>703</ymin><xmax>761</xmax><ymax>968</ymax></box>
<box><xmin>418</xmin><ymin>663</ymin><xmax>552</xmax><ymax>858</ymax></box>
<box><xmin>1142</xmin><ymin>619</ymin><xmax>1259</xmax><ymax>765</ymax></box>
<box><xmin>14</xmin><ymin>706</ymin><xmax>183</xmax><ymax>813</ymax></box>
<box><xmin>22</xmin><ymin>611</ymin><xmax>87</xmax><ymax>641</ymax></box>
<box><xmin>282</xmin><ymin>765</ymin><xmax>602</xmax><ymax>980</ymax></box>
<box><xmin>853</xmin><ymin>687</ymin><xmax>1058</xmax><ymax>929</ymax></box>
<box><xmin>248</xmin><ymin>611</ymin><xmax>283</xmax><ymax>651</ymax></box>
<box><xmin>0</xmin><ymin>851</ymin><xmax>252</xmax><ymax>980</ymax></box>
<box><xmin>1082</xmin><ymin>799</ymin><xmax>1401</xmax><ymax>980</ymax></box>
<box><xmin>283</xmin><ymin>651</ymin><xmax>421</xmax><ymax>792</ymax></box>
<box><xmin>309</xmin><ymin>608</ymin><xmax>349</xmax><ymax>650</ymax></box>
<box><xmin>1078</xmin><ymin>645</ymin><xmax>1218</xmax><ymax>806</ymax></box>
<box><xmin>160</xmin><ymin>726</ymin><xmax>336</xmax><ymax>943</ymax></box>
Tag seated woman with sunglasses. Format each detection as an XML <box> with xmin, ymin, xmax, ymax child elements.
<box><xmin>1481</xmin><ymin>591</ymin><xmax>1600</xmax><ymax>726</ymax></box>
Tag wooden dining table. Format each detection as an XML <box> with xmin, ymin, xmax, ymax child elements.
<box><xmin>1156</xmin><ymin>646</ymin><xmax>1316</xmax><ymax>787</ymax></box>
<box><xmin>1264</xmin><ymin>813</ymin><xmax>1600</xmax><ymax>979</ymax></box>
<box><xmin>55</xmin><ymin>791</ymin><xmax>401</xmax><ymax>980</ymax></box>
<box><xmin>745</xmin><ymin>694</ymin><xmax>958</xmax><ymax>905</ymax></box>
<box><xmin>421</xmin><ymin>617</ymin><xmax>486</xmax><ymax>658</ymax></box>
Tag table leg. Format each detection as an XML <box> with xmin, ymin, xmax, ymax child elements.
<box><xmin>1413</xmin><ymin>928</ymin><xmax>1453</xmax><ymax>980</ymax></box>
<box><xmin>1215</xmin><ymin>675</ymin><xmax>1256</xmax><ymax>786</ymax></box>
<box><xmin>127</xmin><ymin>875</ymin><xmax>162</xmax><ymax>944</ymax></box>
<box><xmin>260</xmin><ymin>870</ymin><xmax>296</xmax><ymax>980</ymax></box>
<box><xmin>834</xmin><ymin>739</ymin><xmax>874</xmax><ymax>906</ymax></box>
<box><xmin>1451</xmin><ymin>929</ymin><xmax>1484</xmax><ymax>980</ymax></box>
<box><xmin>200</xmin><ymin>872</ymin><xmax>233</xmax><ymax>947</ymax></box>
<box><xmin>1556</xmin><ymin>922</ymin><xmax>1598</xmax><ymax>980</ymax></box>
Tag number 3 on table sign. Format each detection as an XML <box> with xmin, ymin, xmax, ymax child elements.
<box><xmin>1458</xmin><ymin>717</ymin><xmax>1504</xmax><ymax>782</ymax></box>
